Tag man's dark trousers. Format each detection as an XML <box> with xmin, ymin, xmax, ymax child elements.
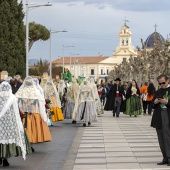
<box><xmin>156</xmin><ymin>109</ymin><xmax>170</xmax><ymax>162</ymax></box>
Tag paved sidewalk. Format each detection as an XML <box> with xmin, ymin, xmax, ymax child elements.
<box><xmin>1</xmin><ymin>120</ymin><xmax>79</xmax><ymax>170</ymax></box>
<box><xmin>70</xmin><ymin>111</ymin><xmax>170</xmax><ymax>170</ymax></box>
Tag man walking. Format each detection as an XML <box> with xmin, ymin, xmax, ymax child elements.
<box><xmin>104</xmin><ymin>78</ymin><xmax>125</xmax><ymax>117</ymax></box>
<box><xmin>151</xmin><ymin>74</ymin><xmax>170</xmax><ymax>166</ymax></box>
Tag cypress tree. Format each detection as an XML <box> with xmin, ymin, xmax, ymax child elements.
<box><xmin>0</xmin><ymin>0</ymin><xmax>26</xmax><ymax>77</ymax></box>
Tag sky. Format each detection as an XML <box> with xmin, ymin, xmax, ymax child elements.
<box><xmin>22</xmin><ymin>0</ymin><xmax>170</xmax><ymax>62</ymax></box>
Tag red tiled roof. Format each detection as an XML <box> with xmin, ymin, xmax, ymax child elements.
<box><xmin>52</xmin><ymin>55</ymin><xmax>109</xmax><ymax>64</ymax></box>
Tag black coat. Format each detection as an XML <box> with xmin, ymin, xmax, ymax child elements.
<box><xmin>16</xmin><ymin>81</ymin><xmax>22</xmax><ymax>89</ymax></box>
<box><xmin>11</xmin><ymin>86</ymin><xmax>18</xmax><ymax>94</ymax></box>
<box><xmin>151</xmin><ymin>86</ymin><xmax>170</xmax><ymax>129</ymax></box>
<box><xmin>104</xmin><ymin>84</ymin><xmax>125</xmax><ymax>111</ymax></box>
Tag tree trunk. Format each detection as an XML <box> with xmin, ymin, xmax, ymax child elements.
<box><xmin>29</xmin><ymin>40</ymin><xmax>35</xmax><ymax>51</ymax></box>
<box><xmin>138</xmin><ymin>72</ymin><xmax>142</xmax><ymax>87</ymax></box>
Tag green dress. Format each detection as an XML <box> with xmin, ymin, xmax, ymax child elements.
<box><xmin>0</xmin><ymin>131</ymin><xmax>32</xmax><ymax>159</ymax></box>
<box><xmin>124</xmin><ymin>86</ymin><xmax>142</xmax><ymax>116</ymax></box>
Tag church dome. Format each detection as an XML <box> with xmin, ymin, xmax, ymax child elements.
<box><xmin>145</xmin><ymin>31</ymin><xmax>165</xmax><ymax>48</ymax></box>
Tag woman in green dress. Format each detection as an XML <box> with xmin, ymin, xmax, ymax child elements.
<box><xmin>124</xmin><ymin>80</ymin><xmax>142</xmax><ymax>117</ymax></box>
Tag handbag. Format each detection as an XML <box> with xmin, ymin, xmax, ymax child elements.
<box><xmin>143</xmin><ymin>93</ymin><xmax>148</xmax><ymax>101</ymax></box>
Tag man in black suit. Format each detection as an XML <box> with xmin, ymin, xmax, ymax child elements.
<box><xmin>151</xmin><ymin>74</ymin><xmax>170</xmax><ymax>166</ymax></box>
<box><xmin>104</xmin><ymin>78</ymin><xmax>125</xmax><ymax>117</ymax></box>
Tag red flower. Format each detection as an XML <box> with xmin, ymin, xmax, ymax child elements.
<box><xmin>98</xmin><ymin>91</ymin><xmax>102</xmax><ymax>95</ymax></box>
<box><xmin>45</xmin><ymin>104</ymin><xmax>49</xmax><ymax>109</ymax></box>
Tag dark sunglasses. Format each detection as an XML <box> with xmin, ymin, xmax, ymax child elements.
<box><xmin>159</xmin><ymin>82</ymin><xmax>166</xmax><ymax>85</ymax></box>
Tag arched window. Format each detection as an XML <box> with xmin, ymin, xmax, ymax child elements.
<box><xmin>122</xmin><ymin>39</ymin><xmax>124</xmax><ymax>45</ymax></box>
<box><xmin>126</xmin><ymin>39</ymin><xmax>128</xmax><ymax>45</ymax></box>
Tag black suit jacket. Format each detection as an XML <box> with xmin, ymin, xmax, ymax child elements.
<box><xmin>104</xmin><ymin>84</ymin><xmax>125</xmax><ymax>111</ymax></box>
<box><xmin>151</xmin><ymin>86</ymin><xmax>170</xmax><ymax>129</ymax></box>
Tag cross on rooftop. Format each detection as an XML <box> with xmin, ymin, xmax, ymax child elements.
<box><xmin>123</xmin><ymin>17</ymin><xmax>129</xmax><ymax>26</ymax></box>
<box><xmin>154</xmin><ymin>23</ymin><xmax>158</xmax><ymax>32</ymax></box>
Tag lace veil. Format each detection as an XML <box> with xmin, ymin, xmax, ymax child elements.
<box><xmin>66</xmin><ymin>78</ymin><xmax>79</xmax><ymax>102</ymax></box>
<box><xmin>15</xmin><ymin>76</ymin><xmax>47</xmax><ymax>122</ymax></box>
<box><xmin>89</xmin><ymin>78</ymin><xmax>99</xmax><ymax>100</ymax></box>
<box><xmin>40</xmin><ymin>78</ymin><xmax>48</xmax><ymax>89</ymax></box>
<box><xmin>33</xmin><ymin>78</ymin><xmax>44</xmax><ymax>97</ymax></box>
<box><xmin>0</xmin><ymin>82</ymin><xmax>26</xmax><ymax>159</ymax></box>
<box><xmin>58</xmin><ymin>80</ymin><xmax>66</xmax><ymax>97</ymax></box>
<box><xmin>89</xmin><ymin>78</ymin><xmax>104</xmax><ymax>114</ymax></box>
<box><xmin>43</xmin><ymin>80</ymin><xmax>61</xmax><ymax>108</ymax></box>
<box><xmin>78</xmin><ymin>79</ymin><xmax>95</xmax><ymax>103</ymax></box>
<box><xmin>72</xmin><ymin>79</ymin><xmax>95</xmax><ymax>119</ymax></box>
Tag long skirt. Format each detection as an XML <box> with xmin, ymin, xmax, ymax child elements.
<box><xmin>25</xmin><ymin>113</ymin><xmax>52</xmax><ymax>143</ymax></box>
<box><xmin>50</xmin><ymin>107</ymin><xmax>64</xmax><ymax>122</ymax></box>
<box><xmin>0</xmin><ymin>131</ymin><xmax>32</xmax><ymax>159</ymax></box>
<box><xmin>124</xmin><ymin>96</ymin><xmax>142</xmax><ymax>116</ymax></box>
<box><xmin>96</xmin><ymin>99</ymin><xmax>104</xmax><ymax>115</ymax></box>
<box><xmin>76</xmin><ymin>101</ymin><xmax>97</xmax><ymax>125</ymax></box>
<box><xmin>64</xmin><ymin>101</ymin><xmax>75</xmax><ymax>119</ymax></box>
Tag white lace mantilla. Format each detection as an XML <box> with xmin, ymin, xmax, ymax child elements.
<box><xmin>15</xmin><ymin>76</ymin><xmax>47</xmax><ymax>123</ymax></box>
<box><xmin>43</xmin><ymin>80</ymin><xmax>61</xmax><ymax>108</ymax></box>
<box><xmin>33</xmin><ymin>78</ymin><xmax>44</xmax><ymax>98</ymax></box>
<box><xmin>72</xmin><ymin>79</ymin><xmax>96</xmax><ymax>120</ymax></box>
<box><xmin>58</xmin><ymin>80</ymin><xmax>66</xmax><ymax>97</ymax></box>
<box><xmin>0</xmin><ymin>82</ymin><xmax>26</xmax><ymax>160</ymax></box>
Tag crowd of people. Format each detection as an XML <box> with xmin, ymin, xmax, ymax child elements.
<box><xmin>98</xmin><ymin>75</ymin><xmax>170</xmax><ymax>166</ymax></box>
<box><xmin>0</xmin><ymin>73</ymin><xmax>170</xmax><ymax>166</ymax></box>
<box><xmin>0</xmin><ymin>75</ymin><xmax>103</xmax><ymax>166</ymax></box>
<box><xmin>97</xmin><ymin>78</ymin><xmax>155</xmax><ymax>117</ymax></box>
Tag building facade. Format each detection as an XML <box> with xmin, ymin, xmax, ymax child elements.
<box><xmin>112</xmin><ymin>24</ymin><xmax>137</xmax><ymax>64</ymax></box>
<box><xmin>52</xmin><ymin>24</ymin><xmax>137</xmax><ymax>82</ymax></box>
<box><xmin>52</xmin><ymin>55</ymin><xmax>115</xmax><ymax>82</ymax></box>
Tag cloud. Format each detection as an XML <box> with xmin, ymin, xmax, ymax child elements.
<box><xmin>22</xmin><ymin>0</ymin><xmax>170</xmax><ymax>61</ymax></box>
<box><xmin>49</xmin><ymin>0</ymin><xmax>170</xmax><ymax>11</ymax></box>
<box><xmin>25</xmin><ymin>0</ymin><xmax>170</xmax><ymax>11</ymax></box>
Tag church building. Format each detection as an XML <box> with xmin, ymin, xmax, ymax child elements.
<box><xmin>112</xmin><ymin>23</ymin><xmax>137</xmax><ymax>63</ymax></box>
<box><xmin>52</xmin><ymin>23</ymin><xmax>137</xmax><ymax>81</ymax></box>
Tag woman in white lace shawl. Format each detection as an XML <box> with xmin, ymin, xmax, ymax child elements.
<box><xmin>43</xmin><ymin>80</ymin><xmax>64</xmax><ymax>122</ymax></box>
<box><xmin>40</xmin><ymin>78</ymin><xmax>48</xmax><ymax>89</ymax></box>
<box><xmin>33</xmin><ymin>78</ymin><xmax>44</xmax><ymax>98</ymax></box>
<box><xmin>64</xmin><ymin>78</ymin><xmax>79</xmax><ymax>120</ymax></box>
<box><xmin>89</xmin><ymin>78</ymin><xmax>104</xmax><ymax>115</ymax></box>
<box><xmin>74</xmin><ymin>78</ymin><xmax>97</xmax><ymax>126</ymax></box>
<box><xmin>15</xmin><ymin>76</ymin><xmax>52</xmax><ymax>143</ymax></box>
<box><xmin>58</xmin><ymin>80</ymin><xmax>66</xmax><ymax>98</ymax></box>
<box><xmin>58</xmin><ymin>79</ymin><xmax>67</xmax><ymax>111</ymax></box>
<box><xmin>0</xmin><ymin>82</ymin><xmax>27</xmax><ymax>166</ymax></box>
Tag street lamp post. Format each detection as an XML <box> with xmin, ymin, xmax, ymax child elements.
<box><xmin>62</xmin><ymin>45</ymin><xmax>75</xmax><ymax>74</ymax></box>
<box><xmin>49</xmin><ymin>30</ymin><xmax>67</xmax><ymax>80</ymax></box>
<box><xmin>74</xmin><ymin>59</ymin><xmax>78</xmax><ymax>77</ymax></box>
<box><xmin>26</xmin><ymin>1</ymin><xmax>29</xmax><ymax>77</ymax></box>
<box><xmin>69</xmin><ymin>52</ymin><xmax>79</xmax><ymax>72</ymax></box>
<box><xmin>71</xmin><ymin>54</ymin><xmax>80</xmax><ymax>76</ymax></box>
<box><xmin>25</xmin><ymin>1</ymin><xmax>52</xmax><ymax>77</ymax></box>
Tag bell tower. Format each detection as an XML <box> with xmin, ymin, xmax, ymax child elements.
<box><xmin>113</xmin><ymin>21</ymin><xmax>137</xmax><ymax>64</ymax></box>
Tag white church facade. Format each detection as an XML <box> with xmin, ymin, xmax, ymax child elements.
<box><xmin>112</xmin><ymin>24</ymin><xmax>137</xmax><ymax>63</ymax></box>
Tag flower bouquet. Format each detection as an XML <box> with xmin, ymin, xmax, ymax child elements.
<box><xmin>20</xmin><ymin>111</ymin><xmax>28</xmax><ymax>128</ymax></box>
<box><xmin>45</xmin><ymin>99</ymin><xmax>54</xmax><ymax>126</ymax></box>
<box><xmin>160</xmin><ymin>91</ymin><xmax>170</xmax><ymax>108</ymax></box>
